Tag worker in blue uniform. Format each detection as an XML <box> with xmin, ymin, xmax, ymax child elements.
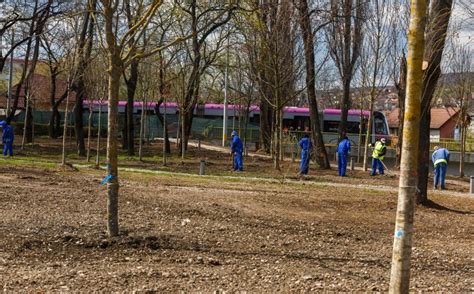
<box><xmin>0</xmin><ymin>120</ymin><xmax>14</xmax><ymax>157</ymax></box>
<box><xmin>337</xmin><ymin>136</ymin><xmax>351</xmax><ymax>177</ymax></box>
<box><xmin>370</xmin><ymin>137</ymin><xmax>386</xmax><ymax>176</ymax></box>
<box><xmin>432</xmin><ymin>146</ymin><xmax>450</xmax><ymax>190</ymax></box>
<box><xmin>231</xmin><ymin>130</ymin><xmax>243</xmax><ymax>171</ymax></box>
<box><xmin>299</xmin><ymin>134</ymin><xmax>312</xmax><ymax>175</ymax></box>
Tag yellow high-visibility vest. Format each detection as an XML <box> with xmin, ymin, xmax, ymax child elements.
<box><xmin>372</xmin><ymin>141</ymin><xmax>386</xmax><ymax>160</ymax></box>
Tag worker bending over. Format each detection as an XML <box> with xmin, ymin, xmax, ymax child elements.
<box><xmin>337</xmin><ymin>135</ymin><xmax>351</xmax><ymax>177</ymax></box>
<box><xmin>432</xmin><ymin>146</ymin><xmax>450</xmax><ymax>190</ymax></box>
<box><xmin>299</xmin><ymin>134</ymin><xmax>312</xmax><ymax>175</ymax></box>
<box><xmin>231</xmin><ymin>130</ymin><xmax>243</xmax><ymax>171</ymax></box>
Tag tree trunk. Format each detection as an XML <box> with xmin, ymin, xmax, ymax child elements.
<box><xmin>125</xmin><ymin>60</ymin><xmax>138</xmax><ymax>156</ymax></box>
<box><xmin>259</xmin><ymin>99</ymin><xmax>272</xmax><ymax>152</ymax></box>
<box><xmin>74</xmin><ymin>82</ymin><xmax>86</xmax><ymax>156</ymax></box>
<box><xmin>21</xmin><ymin>94</ymin><xmax>34</xmax><ymax>146</ymax></box>
<box><xmin>459</xmin><ymin>124</ymin><xmax>465</xmax><ymax>178</ymax></box>
<box><xmin>106</xmin><ymin>59</ymin><xmax>122</xmax><ymax>237</ymax></box>
<box><xmin>74</xmin><ymin>0</ymin><xmax>96</xmax><ymax>157</ymax></box>
<box><xmin>49</xmin><ymin>106</ymin><xmax>61</xmax><ymax>138</ymax></box>
<box><xmin>416</xmin><ymin>0</ymin><xmax>453</xmax><ymax>204</ymax></box>
<box><xmin>86</xmin><ymin>104</ymin><xmax>93</xmax><ymax>162</ymax></box>
<box><xmin>339</xmin><ymin>77</ymin><xmax>351</xmax><ymax>140</ymax></box>
<box><xmin>181</xmin><ymin>111</ymin><xmax>185</xmax><ymax>160</ymax></box>
<box><xmin>396</xmin><ymin>55</ymin><xmax>407</xmax><ymax>168</ymax></box>
<box><xmin>273</xmin><ymin>108</ymin><xmax>280</xmax><ymax>170</ymax></box>
<box><xmin>363</xmin><ymin>90</ymin><xmax>375</xmax><ymax>171</ymax></box>
<box><xmin>139</xmin><ymin>98</ymin><xmax>146</xmax><ymax>161</ymax></box>
<box><xmin>389</xmin><ymin>0</ymin><xmax>427</xmax><ymax>290</ymax></box>
<box><xmin>298</xmin><ymin>0</ymin><xmax>330</xmax><ymax>169</ymax></box>
<box><xmin>62</xmin><ymin>88</ymin><xmax>71</xmax><ymax>165</ymax></box>
<box><xmin>154</xmin><ymin>102</ymin><xmax>170</xmax><ymax>154</ymax></box>
<box><xmin>95</xmin><ymin>102</ymin><xmax>102</xmax><ymax>168</ymax></box>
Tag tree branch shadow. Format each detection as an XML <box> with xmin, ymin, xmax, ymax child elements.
<box><xmin>421</xmin><ymin>199</ymin><xmax>473</xmax><ymax>215</ymax></box>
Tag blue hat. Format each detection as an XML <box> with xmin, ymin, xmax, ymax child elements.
<box><xmin>231</xmin><ymin>130</ymin><xmax>238</xmax><ymax>137</ymax></box>
<box><xmin>0</xmin><ymin>121</ymin><xmax>7</xmax><ymax>128</ymax></box>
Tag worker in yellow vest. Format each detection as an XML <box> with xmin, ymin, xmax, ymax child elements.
<box><xmin>432</xmin><ymin>146</ymin><xmax>450</xmax><ymax>190</ymax></box>
<box><xmin>370</xmin><ymin>138</ymin><xmax>387</xmax><ymax>176</ymax></box>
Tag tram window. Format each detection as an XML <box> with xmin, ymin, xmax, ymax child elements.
<box><xmin>324</xmin><ymin>120</ymin><xmax>339</xmax><ymax>132</ymax></box>
<box><xmin>323</xmin><ymin>120</ymin><xmax>360</xmax><ymax>133</ymax></box>
<box><xmin>374</xmin><ymin>117</ymin><xmax>387</xmax><ymax>134</ymax></box>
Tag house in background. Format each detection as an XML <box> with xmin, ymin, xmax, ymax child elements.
<box><xmin>386</xmin><ymin>107</ymin><xmax>460</xmax><ymax>141</ymax></box>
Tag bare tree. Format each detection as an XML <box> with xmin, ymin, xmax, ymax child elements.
<box><xmin>326</xmin><ymin>0</ymin><xmax>365</xmax><ymax>140</ymax></box>
<box><xmin>296</xmin><ymin>0</ymin><xmax>330</xmax><ymax>169</ymax></box>
<box><xmin>93</xmin><ymin>0</ymin><xmax>189</xmax><ymax>237</ymax></box>
<box><xmin>360</xmin><ymin>0</ymin><xmax>393</xmax><ymax>171</ymax></box>
<box><xmin>73</xmin><ymin>0</ymin><xmax>97</xmax><ymax>157</ymax></box>
<box><xmin>416</xmin><ymin>0</ymin><xmax>454</xmax><ymax>204</ymax></box>
<box><xmin>173</xmin><ymin>0</ymin><xmax>238</xmax><ymax>156</ymax></box>
<box><xmin>442</xmin><ymin>36</ymin><xmax>472</xmax><ymax>178</ymax></box>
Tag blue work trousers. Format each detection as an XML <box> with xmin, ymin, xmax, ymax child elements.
<box><xmin>300</xmin><ymin>150</ymin><xmax>310</xmax><ymax>175</ymax></box>
<box><xmin>371</xmin><ymin>158</ymin><xmax>384</xmax><ymax>176</ymax></box>
<box><xmin>434</xmin><ymin>163</ymin><xmax>447</xmax><ymax>189</ymax></box>
<box><xmin>233</xmin><ymin>152</ymin><xmax>243</xmax><ymax>171</ymax></box>
<box><xmin>3</xmin><ymin>142</ymin><xmax>13</xmax><ymax>156</ymax></box>
<box><xmin>338</xmin><ymin>153</ymin><xmax>348</xmax><ymax>176</ymax></box>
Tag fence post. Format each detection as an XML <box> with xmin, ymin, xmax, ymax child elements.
<box><xmin>350</xmin><ymin>157</ymin><xmax>354</xmax><ymax>171</ymax></box>
<box><xmin>199</xmin><ymin>160</ymin><xmax>205</xmax><ymax>176</ymax></box>
<box><xmin>470</xmin><ymin>176</ymin><xmax>474</xmax><ymax>195</ymax></box>
<box><xmin>292</xmin><ymin>144</ymin><xmax>296</xmax><ymax>163</ymax></box>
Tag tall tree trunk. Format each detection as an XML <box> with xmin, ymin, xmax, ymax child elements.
<box><xmin>139</xmin><ymin>98</ymin><xmax>146</xmax><ymax>161</ymax></box>
<box><xmin>389</xmin><ymin>0</ymin><xmax>427</xmax><ymax>290</ymax></box>
<box><xmin>363</xmin><ymin>90</ymin><xmax>375</xmax><ymax>171</ymax></box>
<box><xmin>459</xmin><ymin>123</ymin><xmax>465</xmax><ymax>177</ymax></box>
<box><xmin>396</xmin><ymin>55</ymin><xmax>407</xmax><ymax>168</ymax></box>
<box><xmin>23</xmin><ymin>35</ymin><xmax>42</xmax><ymax>144</ymax></box>
<box><xmin>154</xmin><ymin>102</ymin><xmax>170</xmax><ymax>154</ymax></box>
<box><xmin>106</xmin><ymin>59</ymin><xmax>122</xmax><ymax>237</ymax></box>
<box><xmin>416</xmin><ymin>0</ymin><xmax>453</xmax><ymax>204</ymax></box>
<box><xmin>74</xmin><ymin>0</ymin><xmax>96</xmax><ymax>157</ymax></box>
<box><xmin>49</xmin><ymin>107</ymin><xmax>61</xmax><ymax>138</ymax></box>
<box><xmin>297</xmin><ymin>0</ymin><xmax>329</xmax><ymax>169</ymax></box>
<box><xmin>339</xmin><ymin>77</ymin><xmax>351</xmax><ymax>139</ymax></box>
<box><xmin>86</xmin><ymin>103</ymin><xmax>93</xmax><ymax>162</ymax></box>
<box><xmin>61</xmin><ymin>88</ymin><xmax>71</xmax><ymax>165</ymax></box>
<box><xmin>124</xmin><ymin>60</ymin><xmax>138</xmax><ymax>156</ymax></box>
<box><xmin>95</xmin><ymin>102</ymin><xmax>102</xmax><ymax>168</ymax></box>
<box><xmin>273</xmin><ymin>108</ymin><xmax>280</xmax><ymax>170</ymax></box>
<box><xmin>259</xmin><ymin>99</ymin><xmax>272</xmax><ymax>152</ymax></box>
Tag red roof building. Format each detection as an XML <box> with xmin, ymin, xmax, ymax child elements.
<box><xmin>0</xmin><ymin>73</ymin><xmax>76</xmax><ymax>110</ymax></box>
<box><xmin>386</xmin><ymin>107</ymin><xmax>460</xmax><ymax>139</ymax></box>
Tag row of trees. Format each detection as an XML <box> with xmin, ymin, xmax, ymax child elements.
<box><xmin>0</xmin><ymin>0</ymin><xmax>470</xmax><ymax>233</ymax></box>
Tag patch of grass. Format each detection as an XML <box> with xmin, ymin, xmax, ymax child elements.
<box><xmin>0</xmin><ymin>157</ymin><xmax>57</xmax><ymax>169</ymax></box>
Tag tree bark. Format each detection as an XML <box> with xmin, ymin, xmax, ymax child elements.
<box><xmin>95</xmin><ymin>102</ymin><xmax>102</xmax><ymax>168</ymax></box>
<box><xmin>74</xmin><ymin>0</ymin><xmax>96</xmax><ymax>157</ymax></box>
<box><xmin>396</xmin><ymin>55</ymin><xmax>407</xmax><ymax>168</ymax></box>
<box><xmin>86</xmin><ymin>103</ymin><xmax>93</xmax><ymax>162</ymax></box>
<box><xmin>124</xmin><ymin>60</ymin><xmax>138</xmax><ymax>156</ymax></box>
<box><xmin>297</xmin><ymin>0</ymin><xmax>330</xmax><ymax>169</ymax></box>
<box><xmin>416</xmin><ymin>0</ymin><xmax>453</xmax><ymax>204</ymax></box>
<box><xmin>259</xmin><ymin>99</ymin><xmax>272</xmax><ymax>152</ymax></box>
<box><xmin>389</xmin><ymin>0</ymin><xmax>427</xmax><ymax>290</ymax></box>
<box><xmin>154</xmin><ymin>101</ymin><xmax>170</xmax><ymax>154</ymax></box>
<box><xmin>106</xmin><ymin>59</ymin><xmax>122</xmax><ymax>237</ymax></box>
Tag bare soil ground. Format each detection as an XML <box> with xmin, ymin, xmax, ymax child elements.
<box><xmin>1</xmin><ymin>138</ymin><xmax>473</xmax><ymax>291</ymax></box>
<box><xmin>1</xmin><ymin>168</ymin><xmax>473</xmax><ymax>291</ymax></box>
